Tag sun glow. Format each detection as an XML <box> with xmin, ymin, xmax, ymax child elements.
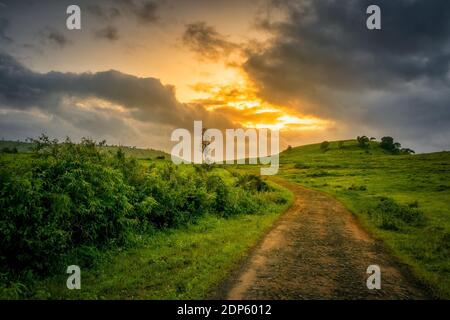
<box><xmin>189</xmin><ymin>75</ymin><xmax>329</xmax><ymax>131</ymax></box>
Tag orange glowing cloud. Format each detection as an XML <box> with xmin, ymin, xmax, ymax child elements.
<box><xmin>189</xmin><ymin>75</ymin><xmax>330</xmax><ymax>132</ymax></box>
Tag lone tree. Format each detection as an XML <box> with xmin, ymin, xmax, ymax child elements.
<box><xmin>0</xmin><ymin>147</ymin><xmax>17</xmax><ymax>154</ymax></box>
<box><xmin>357</xmin><ymin>135</ymin><xmax>370</xmax><ymax>148</ymax></box>
<box><xmin>320</xmin><ymin>141</ymin><xmax>330</xmax><ymax>151</ymax></box>
<box><xmin>379</xmin><ymin>136</ymin><xmax>414</xmax><ymax>154</ymax></box>
<box><xmin>379</xmin><ymin>136</ymin><xmax>396</xmax><ymax>152</ymax></box>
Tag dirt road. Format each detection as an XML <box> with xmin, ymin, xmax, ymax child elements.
<box><xmin>219</xmin><ymin>179</ymin><xmax>430</xmax><ymax>300</ymax></box>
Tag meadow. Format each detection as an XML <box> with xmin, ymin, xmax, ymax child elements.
<box><xmin>277</xmin><ymin>140</ymin><xmax>450</xmax><ymax>298</ymax></box>
<box><xmin>1</xmin><ymin>137</ymin><xmax>448</xmax><ymax>299</ymax></box>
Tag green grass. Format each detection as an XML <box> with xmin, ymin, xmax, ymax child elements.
<box><xmin>26</xmin><ymin>182</ymin><xmax>292</xmax><ymax>300</ymax></box>
<box><xmin>279</xmin><ymin>139</ymin><xmax>450</xmax><ymax>298</ymax></box>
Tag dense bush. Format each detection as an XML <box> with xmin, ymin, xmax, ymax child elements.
<box><xmin>1</xmin><ymin>147</ymin><xmax>18</xmax><ymax>154</ymax></box>
<box><xmin>320</xmin><ymin>141</ymin><xmax>330</xmax><ymax>151</ymax></box>
<box><xmin>135</xmin><ymin>165</ymin><xmax>212</xmax><ymax>228</ymax></box>
<box><xmin>379</xmin><ymin>136</ymin><xmax>398</xmax><ymax>152</ymax></box>
<box><xmin>0</xmin><ymin>138</ymin><xmax>132</xmax><ymax>275</ymax></box>
<box><xmin>357</xmin><ymin>136</ymin><xmax>370</xmax><ymax>148</ymax></box>
<box><xmin>379</xmin><ymin>136</ymin><xmax>414</xmax><ymax>154</ymax></box>
<box><xmin>0</xmin><ymin>136</ymin><xmax>281</xmax><ymax>278</ymax></box>
<box><xmin>368</xmin><ymin>197</ymin><xmax>426</xmax><ymax>231</ymax></box>
<box><xmin>235</xmin><ymin>174</ymin><xmax>271</xmax><ymax>192</ymax></box>
<box><xmin>348</xmin><ymin>184</ymin><xmax>367</xmax><ymax>191</ymax></box>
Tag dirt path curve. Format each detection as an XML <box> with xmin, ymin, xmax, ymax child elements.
<box><xmin>219</xmin><ymin>179</ymin><xmax>430</xmax><ymax>300</ymax></box>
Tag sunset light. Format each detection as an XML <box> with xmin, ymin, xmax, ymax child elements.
<box><xmin>0</xmin><ymin>0</ymin><xmax>449</xmax><ymax>305</ymax></box>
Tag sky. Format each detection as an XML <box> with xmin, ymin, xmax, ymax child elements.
<box><xmin>0</xmin><ymin>0</ymin><xmax>449</xmax><ymax>153</ymax></box>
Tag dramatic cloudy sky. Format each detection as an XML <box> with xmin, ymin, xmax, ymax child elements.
<box><xmin>0</xmin><ymin>0</ymin><xmax>449</xmax><ymax>152</ymax></box>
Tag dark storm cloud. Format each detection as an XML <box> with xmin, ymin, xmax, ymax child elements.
<box><xmin>39</xmin><ymin>27</ymin><xmax>69</xmax><ymax>48</ymax></box>
<box><xmin>0</xmin><ymin>17</ymin><xmax>13</xmax><ymax>43</ymax></box>
<box><xmin>183</xmin><ymin>22</ymin><xmax>237</xmax><ymax>60</ymax></box>
<box><xmin>246</xmin><ymin>0</ymin><xmax>450</xmax><ymax>99</ymax></box>
<box><xmin>135</xmin><ymin>1</ymin><xmax>159</xmax><ymax>23</ymax></box>
<box><xmin>94</xmin><ymin>26</ymin><xmax>120</xmax><ymax>41</ymax></box>
<box><xmin>0</xmin><ymin>51</ymin><xmax>235</xmax><ymax>136</ymax></box>
<box><xmin>116</xmin><ymin>0</ymin><xmax>159</xmax><ymax>24</ymax></box>
<box><xmin>86</xmin><ymin>1</ymin><xmax>160</xmax><ymax>24</ymax></box>
<box><xmin>87</xmin><ymin>4</ymin><xmax>121</xmax><ymax>21</ymax></box>
<box><xmin>0</xmin><ymin>52</ymin><xmax>204</xmax><ymax>127</ymax></box>
<box><xmin>243</xmin><ymin>0</ymin><xmax>450</xmax><ymax>151</ymax></box>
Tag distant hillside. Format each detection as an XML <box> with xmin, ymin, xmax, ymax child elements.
<box><xmin>0</xmin><ymin>140</ymin><xmax>169</xmax><ymax>160</ymax></box>
<box><xmin>101</xmin><ymin>145</ymin><xmax>169</xmax><ymax>160</ymax></box>
<box><xmin>281</xmin><ymin>139</ymin><xmax>398</xmax><ymax>163</ymax></box>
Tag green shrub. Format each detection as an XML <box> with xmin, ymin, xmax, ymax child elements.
<box><xmin>357</xmin><ymin>136</ymin><xmax>370</xmax><ymax>148</ymax></box>
<box><xmin>0</xmin><ymin>281</ymin><xmax>27</xmax><ymax>299</ymax></box>
<box><xmin>0</xmin><ymin>139</ymin><xmax>132</xmax><ymax>275</ymax></box>
<box><xmin>368</xmin><ymin>197</ymin><xmax>426</xmax><ymax>231</ymax></box>
<box><xmin>1</xmin><ymin>147</ymin><xmax>18</xmax><ymax>154</ymax></box>
<box><xmin>0</xmin><ymin>135</ymin><xmax>287</xmax><ymax>286</ymax></box>
<box><xmin>320</xmin><ymin>141</ymin><xmax>330</xmax><ymax>151</ymax></box>
<box><xmin>206</xmin><ymin>175</ymin><xmax>230</xmax><ymax>214</ymax></box>
<box><xmin>235</xmin><ymin>174</ymin><xmax>271</xmax><ymax>192</ymax></box>
<box><xmin>348</xmin><ymin>184</ymin><xmax>367</xmax><ymax>191</ymax></box>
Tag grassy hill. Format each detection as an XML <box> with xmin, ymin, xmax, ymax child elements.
<box><xmin>0</xmin><ymin>140</ymin><xmax>169</xmax><ymax>160</ymax></box>
<box><xmin>281</xmin><ymin>139</ymin><xmax>390</xmax><ymax>160</ymax></box>
<box><xmin>279</xmin><ymin>139</ymin><xmax>450</xmax><ymax>298</ymax></box>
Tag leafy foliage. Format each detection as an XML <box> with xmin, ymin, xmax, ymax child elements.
<box><xmin>357</xmin><ymin>136</ymin><xmax>370</xmax><ymax>148</ymax></box>
<box><xmin>0</xmin><ymin>147</ymin><xmax>18</xmax><ymax>154</ymax></box>
<box><xmin>379</xmin><ymin>136</ymin><xmax>397</xmax><ymax>152</ymax></box>
<box><xmin>0</xmin><ymin>137</ymin><xmax>132</xmax><ymax>275</ymax></box>
<box><xmin>0</xmin><ymin>135</ymin><xmax>282</xmax><ymax>283</ymax></box>
<box><xmin>368</xmin><ymin>197</ymin><xmax>426</xmax><ymax>231</ymax></box>
<box><xmin>379</xmin><ymin>136</ymin><xmax>414</xmax><ymax>154</ymax></box>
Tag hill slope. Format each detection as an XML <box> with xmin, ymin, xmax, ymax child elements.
<box><xmin>278</xmin><ymin>139</ymin><xmax>450</xmax><ymax>298</ymax></box>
